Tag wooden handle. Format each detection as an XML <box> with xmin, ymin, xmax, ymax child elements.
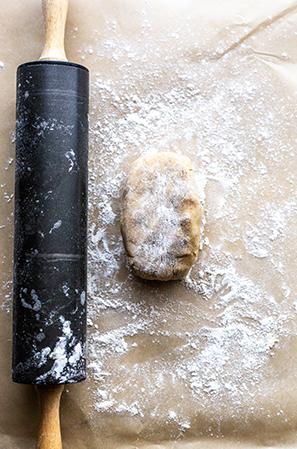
<box><xmin>39</xmin><ymin>0</ymin><xmax>69</xmax><ymax>61</ymax></box>
<box><xmin>36</xmin><ymin>385</ymin><xmax>64</xmax><ymax>449</ymax></box>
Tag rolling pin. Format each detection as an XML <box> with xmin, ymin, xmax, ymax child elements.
<box><xmin>12</xmin><ymin>0</ymin><xmax>89</xmax><ymax>447</ymax></box>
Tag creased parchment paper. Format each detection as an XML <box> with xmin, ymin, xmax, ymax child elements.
<box><xmin>1</xmin><ymin>0</ymin><xmax>297</xmax><ymax>447</ymax></box>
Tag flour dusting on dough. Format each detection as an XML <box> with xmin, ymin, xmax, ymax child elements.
<box><xmin>121</xmin><ymin>153</ymin><xmax>203</xmax><ymax>280</ymax></box>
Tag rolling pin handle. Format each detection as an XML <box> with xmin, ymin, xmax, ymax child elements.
<box><xmin>36</xmin><ymin>385</ymin><xmax>64</xmax><ymax>449</ymax></box>
<box><xmin>39</xmin><ymin>0</ymin><xmax>69</xmax><ymax>61</ymax></box>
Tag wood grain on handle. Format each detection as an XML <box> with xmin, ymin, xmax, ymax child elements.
<box><xmin>36</xmin><ymin>385</ymin><xmax>64</xmax><ymax>449</ymax></box>
<box><xmin>39</xmin><ymin>0</ymin><xmax>69</xmax><ymax>61</ymax></box>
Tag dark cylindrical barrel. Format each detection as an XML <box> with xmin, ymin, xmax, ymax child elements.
<box><xmin>12</xmin><ymin>61</ymin><xmax>89</xmax><ymax>385</ymax></box>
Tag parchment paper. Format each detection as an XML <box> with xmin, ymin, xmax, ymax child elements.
<box><xmin>1</xmin><ymin>0</ymin><xmax>297</xmax><ymax>447</ymax></box>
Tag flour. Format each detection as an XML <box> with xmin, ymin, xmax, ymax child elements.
<box><xmin>84</xmin><ymin>14</ymin><xmax>297</xmax><ymax>428</ymax></box>
<box><xmin>36</xmin><ymin>316</ymin><xmax>85</xmax><ymax>384</ymax></box>
<box><xmin>49</xmin><ymin>219</ymin><xmax>62</xmax><ymax>234</ymax></box>
<box><xmin>75</xmin><ymin>4</ymin><xmax>297</xmax><ymax>435</ymax></box>
<box><xmin>121</xmin><ymin>153</ymin><xmax>203</xmax><ymax>280</ymax></box>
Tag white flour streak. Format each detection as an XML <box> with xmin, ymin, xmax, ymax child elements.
<box><xmin>49</xmin><ymin>220</ymin><xmax>62</xmax><ymax>234</ymax></box>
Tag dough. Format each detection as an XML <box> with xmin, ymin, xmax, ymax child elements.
<box><xmin>121</xmin><ymin>152</ymin><xmax>203</xmax><ymax>280</ymax></box>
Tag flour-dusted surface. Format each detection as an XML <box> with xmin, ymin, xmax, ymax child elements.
<box><xmin>2</xmin><ymin>0</ymin><xmax>297</xmax><ymax>448</ymax></box>
<box><xmin>82</xmin><ymin>0</ymin><xmax>297</xmax><ymax>445</ymax></box>
<box><xmin>121</xmin><ymin>152</ymin><xmax>203</xmax><ymax>280</ymax></box>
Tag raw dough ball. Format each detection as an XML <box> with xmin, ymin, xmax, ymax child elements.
<box><xmin>121</xmin><ymin>152</ymin><xmax>203</xmax><ymax>281</ymax></box>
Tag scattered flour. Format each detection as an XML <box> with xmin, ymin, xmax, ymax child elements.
<box><xmin>84</xmin><ymin>6</ymin><xmax>297</xmax><ymax>435</ymax></box>
<box><xmin>36</xmin><ymin>316</ymin><xmax>85</xmax><ymax>383</ymax></box>
<box><xmin>49</xmin><ymin>219</ymin><xmax>62</xmax><ymax>234</ymax></box>
<box><xmin>0</xmin><ymin>2</ymin><xmax>296</xmax><ymax>441</ymax></box>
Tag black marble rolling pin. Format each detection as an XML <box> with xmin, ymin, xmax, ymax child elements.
<box><xmin>12</xmin><ymin>0</ymin><xmax>89</xmax><ymax>447</ymax></box>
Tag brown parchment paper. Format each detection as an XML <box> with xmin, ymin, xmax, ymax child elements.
<box><xmin>1</xmin><ymin>0</ymin><xmax>297</xmax><ymax>447</ymax></box>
